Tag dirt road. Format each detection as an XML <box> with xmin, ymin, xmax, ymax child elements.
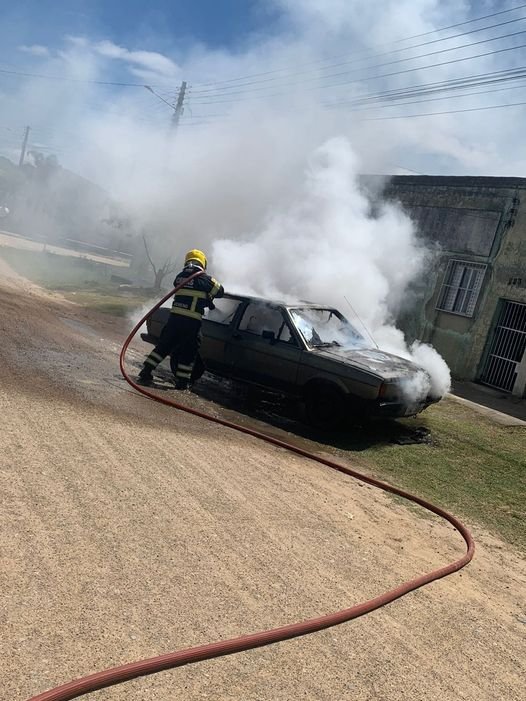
<box><xmin>1</xmin><ymin>263</ymin><xmax>525</xmax><ymax>701</ymax></box>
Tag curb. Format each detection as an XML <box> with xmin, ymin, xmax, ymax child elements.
<box><xmin>447</xmin><ymin>393</ymin><xmax>526</xmax><ymax>427</ymax></box>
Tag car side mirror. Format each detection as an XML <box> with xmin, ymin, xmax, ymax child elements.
<box><xmin>262</xmin><ymin>330</ymin><xmax>276</xmax><ymax>343</ymax></box>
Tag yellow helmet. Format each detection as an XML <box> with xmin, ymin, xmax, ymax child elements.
<box><xmin>184</xmin><ymin>249</ymin><xmax>207</xmax><ymax>270</ymax></box>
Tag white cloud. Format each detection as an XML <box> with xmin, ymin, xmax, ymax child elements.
<box><xmin>93</xmin><ymin>40</ymin><xmax>179</xmax><ymax>78</ymax></box>
<box><xmin>18</xmin><ymin>44</ymin><xmax>50</xmax><ymax>57</ymax></box>
<box><xmin>65</xmin><ymin>36</ymin><xmax>89</xmax><ymax>48</ymax></box>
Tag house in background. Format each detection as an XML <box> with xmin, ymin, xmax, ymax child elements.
<box><xmin>383</xmin><ymin>175</ymin><xmax>526</xmax><ymax>399</ymax></box>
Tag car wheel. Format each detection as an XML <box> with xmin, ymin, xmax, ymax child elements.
<box><xmin>304</xmin><ymin>383</ymin><xmax>346</xmax><ymax>431</ymax></box>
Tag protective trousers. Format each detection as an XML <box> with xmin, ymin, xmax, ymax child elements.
<box><xmin>143</xmin><ymin>314</ymin><xmax>201</xmax><ymax>383</ymax></box>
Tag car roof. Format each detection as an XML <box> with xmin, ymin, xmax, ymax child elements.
<box><xmin>223</xmin><ymin>292</ymin><xmax>336</xmax><ymax>310</ymax></box>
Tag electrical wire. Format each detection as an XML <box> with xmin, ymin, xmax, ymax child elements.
<box><xmin>188</xmin><ymin>41</ymin><xmax>526</xmax><ymax>105</ymax></box>
<box><xmin>360</xmin><ymin>99</ymin><xmax>526</xmax><ymax>120</ymax></box>
<box><xmin>179</xmin><ymin>79</ymin><xmax>526</xmax><ymax>130</ymax></box>
<box><xmin>192</xmin><ymin>2</ymin><xmax>526</xmax><ymax>88</ymax></box>
<box><xmin>0</xmin><ymin>67</ymin><xmax>148</xmax><ymax>87</ymax></box>
<box><xmin>144</xmin><ymin>85</ymin><xmax>176</xmax><ymax>110</ymax></box>
<box><xmin>190</xmin><ymin>15</ymin><xmax>526</xmax><ymax>95</ymax></box>
<box><xmin>324</xmin><ymin>66</ymin><xmax>526</xmax><ymax>106</ymax></box>
<box><xmin>326</xmin><ymin>79</ymin><xmax>526</xmax><ymax>112</ymax></box>
<box><xmin>313</xmin><ymin>29</ymin><xmax>526</xmax><ymax>88</ymax></box>
<box><xmin>10</xmin><ymin>71</ymin><xmax>526</xmax><ymax>150</ymax></box>
<box><xmin>10</xmin><ymin>66</ymin><xmax>526</xmax><ymax>139</ymax></box>
<box><xmin>189</xmin><ymin>30</ymin><xmax>526</xmax><ymax>104</ymax></box>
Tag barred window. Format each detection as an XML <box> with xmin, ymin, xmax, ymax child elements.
<box><xmin>436</xmin><ymin>260</ymin><xmax>487</xmax><ymax>317</ymax></box>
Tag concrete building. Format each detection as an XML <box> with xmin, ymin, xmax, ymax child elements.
<box><xmin>383</xmin><ymin>175</ymin><xmax>526</xmax><ymax>398</ymax></box>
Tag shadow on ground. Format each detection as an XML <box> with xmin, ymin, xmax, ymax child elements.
<box><xmin>133</xmin><ymin>364</ymin><xmax>432</xmax><ymax>453</ymax></box>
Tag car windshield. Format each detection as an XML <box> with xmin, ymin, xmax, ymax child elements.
<box><xmin>289</xmin><ymin>307</ymin><xmax>369</xmax><ymax>349</ymax></box>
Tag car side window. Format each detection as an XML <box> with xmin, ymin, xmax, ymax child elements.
<box><xmin>239</xmin><ymin>303</ymin><xmax>297</xmax><ymax>345</ymax></box>
<box><xmin>278</xmin><ymin>324</ymin><xmax>294</xmax><ymax>344</ymax></box>
<box><xmin>205</xmin><ymin>298</ymin><xmax>241</xmax><ymax>324</ymax></box>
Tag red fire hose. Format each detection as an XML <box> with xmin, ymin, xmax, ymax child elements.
<box><xmin>28</xmin><ymin>273</ymin><xmax>475</xmax><ymax>701</ymax></box>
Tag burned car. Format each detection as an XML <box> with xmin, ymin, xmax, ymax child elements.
<box><xmin>141</xmin><ymin>294</ymin><xmax>440</xmax><ymax>426</ymax></box>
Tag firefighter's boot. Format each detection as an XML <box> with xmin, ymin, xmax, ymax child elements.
<box><xmin>137</xmin><ymin>366</ymin><xmax>154</xmax><ymax>386</ymax></box>
<box><xmin>173</xmin><ymin>378</ymin><xmax>190</xmax><ymax>391</ymax></box>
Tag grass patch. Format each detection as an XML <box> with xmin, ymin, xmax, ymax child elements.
<box><xmin>60</xmin><ymin>289</ymin><xmax>152</xmax><ymax>316</ymax></box>
<box><xmin>363</xmin><ymin>397</ymin><xmax>526</xmax><ymax>549</ymax></box>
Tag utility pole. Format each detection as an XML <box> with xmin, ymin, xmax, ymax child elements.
<box><xmin>19</xmin><ymin>126</ymin><xmax>30</xmax><ymax>167</ymax></box>
<box><xmin>143</xmin><ymin>81</ymin><xmax>187</xmax><ymax>170</ymax></box>
<box><xmin>170</xmin><ymin>81</ymin><xmax>187</xmax><ymax>135</ymax></box>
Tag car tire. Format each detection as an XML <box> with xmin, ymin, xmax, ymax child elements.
<box><xmin>303</xmin><ymin>383</ymin><xmax>346</xmax><ymax>431</ymax></box>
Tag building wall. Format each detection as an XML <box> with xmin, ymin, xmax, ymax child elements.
<box><xmin>383</xmin><ymin>176</ymin><xmax>526</xmax><ymax>390</ymax></box>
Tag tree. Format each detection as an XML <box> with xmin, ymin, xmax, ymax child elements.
<box><xmin>142</xmin><ymin>234</ymin><xmax>177</xmax><ymax>291</ymax></box>
<box><xmin>27</xmin><ymin>151</ymin><xmax>60</xmax><ymax>178</ymax></box>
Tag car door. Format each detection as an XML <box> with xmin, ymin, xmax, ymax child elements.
<box><xmin>200</xmin><ymin>297</ymin><xmax>243</xmax><ymax>375</ymax></box>
<box><xmin>225</xmin><ymin>302</ymin><xmax>301</xmax><ymax>392</ymax></box>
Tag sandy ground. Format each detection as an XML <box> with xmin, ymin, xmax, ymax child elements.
<box><xmin>1</xmin><ymin>261</ymin><xmax>525</xmax><ymax>701</ymax></box>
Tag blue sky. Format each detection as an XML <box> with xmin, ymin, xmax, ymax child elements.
<box><xmin>0</xmin><ymin>0</ymin><xmax>283</xmax><ymax>60</ymax></box>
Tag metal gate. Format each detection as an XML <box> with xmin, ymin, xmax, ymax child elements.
<box><xmin>480</xmin><ymin>300</ymin><xmax>526</xmax><ymax>392</ymax></box>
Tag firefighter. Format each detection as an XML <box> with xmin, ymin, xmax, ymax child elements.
<box><xmin>137</xmin><ymin>249</ymin><xmax>224</xmax><ymax>390</ymax></box>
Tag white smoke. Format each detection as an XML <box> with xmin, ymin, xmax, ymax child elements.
<box><xmin>212</xmin><ymin>136</ymin><xmax>451</xmax><ymax>398</ymax></box>
<box><xmin>408</xmin><ymin>340</ymin><xmax>451</xmax><ymax>397</ymax></box>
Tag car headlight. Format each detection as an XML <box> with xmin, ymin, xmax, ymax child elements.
<box><xmin>378</xmin><ymin>382</ymin><xmax>399</xmax><ymax>401</ymax></box>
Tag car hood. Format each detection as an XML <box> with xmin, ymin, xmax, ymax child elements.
<box><xmin>310</xmin><ymin>346</ymin><xmax>423</xmax><ymax>379</ymax></box>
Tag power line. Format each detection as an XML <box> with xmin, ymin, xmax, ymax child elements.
<box><xmin>180</xmin><ymin>69</ymin><xmax>526</xmax><ymax>126</ymax></box>
<box><xmin>189</xmin><ymin>27</ymin><xmax>526</xmax><ymax>103</ymax></box>
<box><xmin>188</xmin><ymin>41</ymin><xmax>526</xmax><ymax>105</ymax></box>
<box><xmin>16</xmin><ymin>71</ymin><xmax>526</xmax><ymax>143</ymax></box>
<box><xmin>328</xmin><ymin>81</ymin><xmax>526</xmax><ymax>112</ymax></box>
<box><xmin>0</xmin><ymin>66</ymin><xmax>149</xmax><ymax>87</ymax></box>
<box><xmin>144</xmin><ymin>85</ymin><xmax>175</xmax><ymax>108</ymax></box>
<box><xmin>320</xmin><ymin>40</ymin><xmax>526</xmax><ymax>92</ymax></box>
<box><xmin>324</xmin><ymin>68</ymin><xmax>526</xmax><ymax>108</ymax></box>
<box><xmin>312</xmin><ymin>28</ymin><xmax>526</xmax><ymax>86</ymax></box>
<box><xmin>361</xmin><ymin>99</ymin><xmax>526</xmax><ymax>120</ymax></box>
<box><xmin>192</xmin><ymin>2</ymin><xmax>526</xmax><ymax>88</ymax></box>
<box><xmin>190</xmin><ymin>14</ymin><xmax>526</xmax><ymax>95</ymax></box>
<box><xmin>325</xmin><ymin>66</ymin><xmax>526</xmax><ymax>105</ymax></box>
<box><xmin>182</xmin><ymin>84</ymin><xmax>526</xmax><ymax>127</ymax></box>
<box><xmin>387</xmin><ymin>3</ymin><xmax>526</xmax><ymax>42</ymax></box>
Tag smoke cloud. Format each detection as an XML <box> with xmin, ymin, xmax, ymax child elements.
<box><xmin>210</xmin><ymin>135</ymin><xmax>451</xmax><ymax>397</ymax></box>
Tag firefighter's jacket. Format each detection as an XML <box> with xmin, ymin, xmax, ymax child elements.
<box><xmin>171</xmin><ymin>265</ymin><xmax>224</xmax><ymax>321</ymax></box>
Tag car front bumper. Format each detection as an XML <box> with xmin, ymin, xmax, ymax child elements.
<box><xmin>361</xmin><ymin>395</ymin><xmax>440</xmax><ymax>419</ymax></box>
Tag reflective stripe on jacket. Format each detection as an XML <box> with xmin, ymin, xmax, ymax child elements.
<box><xmin>171</xmin><ymin>265</ymin><xmax>224</xmax><ymax>321</ymax></box>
